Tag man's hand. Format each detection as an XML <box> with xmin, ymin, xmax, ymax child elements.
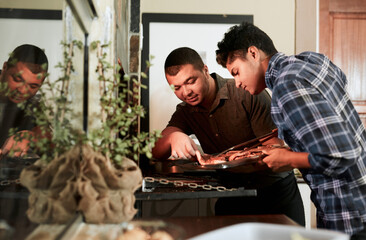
<box><xmin>0</xmin><ymin>130</ymin><xmax>32</xmax><ymax>158</ymax></box>
<box><xmin>261</xmin><ymin>147</ymin><xmax>310</xmax><ymax>172</ymax></box>
<box><xmin>152</xmin><ymin>126</ymin><xmax>200</xmax><ymax>160</ymax></box>
<box><xmin>169</xmin><ymin>131</ymin><xmax>199</xmax><ymax>159</ymax></box>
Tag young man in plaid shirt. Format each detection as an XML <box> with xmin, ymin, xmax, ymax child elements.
<box><xmin>216</xmin><ymin>22</ymin><xmax>366</xmax><ymax>239</ymax></box>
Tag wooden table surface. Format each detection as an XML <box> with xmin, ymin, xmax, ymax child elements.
<box><xmin>152</xmin><ymin>214</ymin><xmax>300</xmax><ymax>239</ymax></box>
<box><xmin>25</xmin><ymin>214</ymin><xmax>300</xmax><ymax>240</ymax></box>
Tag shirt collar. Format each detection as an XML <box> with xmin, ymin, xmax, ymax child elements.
<box><xmin>212</xmin><ymin>73</ymin><xmax>229</xmax><ymax>99</ymax></box>
<box><xmin>205</xmin><ymin>73</ymin><xmax>228</xmax><ymax>112</ymax></box>
<box><xmin>265</xmin><ymin>52</ymin><xmax>286</xmax><ymax>91</ymax></box>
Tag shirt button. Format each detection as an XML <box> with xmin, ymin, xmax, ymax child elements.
<box><xmin>215</xmin><ymin>133</ymin><xmax>219</xmax><ymax>137</ymax></box>
<box><xmin>209</xmin><ymin>114</ymin><xmax>213</xmax><ymax>118</ymax></box>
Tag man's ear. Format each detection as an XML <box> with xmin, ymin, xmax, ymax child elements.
<box><xmin>248</xmin><ymin>46</ymin><xmax>260</xmax><ymax>61</ymax></box>
<box><xmin>203</xmin><ymin>65</ymin><xmax>210</xmax><ymax>78</ymax></box>
<box><xmin>2</xmin><ymin>62</ymin><xmax>7</xmax><ymax>71</ymax></box>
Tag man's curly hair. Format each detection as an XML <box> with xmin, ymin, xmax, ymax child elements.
<box><xmin>216</xmin><ymin>22</ymin><xmax>277</xmax><ymax>68</ymax></box>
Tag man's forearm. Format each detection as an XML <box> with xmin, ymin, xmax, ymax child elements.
<box><xmin>152</xmin><ymin>126</ymin><xmax>182</xmax><ymax>160</ymax></box>
<box><xmin>152</xmin><ymin>135</ymin><xmax>172</xmax><ymax>160</ymax></box>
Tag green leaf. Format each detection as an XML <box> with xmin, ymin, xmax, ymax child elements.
<box><xmin>140</xmin><ymin>72</ymin><xmax>147</xmax><ymax>79</ymax></box>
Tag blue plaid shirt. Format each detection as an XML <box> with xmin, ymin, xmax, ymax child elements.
<box><xmin>265</xmin><ymin>52</ymin><xmax>366</xmax><ymax>235</ymax></box>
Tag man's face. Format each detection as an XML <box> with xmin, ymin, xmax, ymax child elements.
<box><xmin>226</xmin><ymin>56</ymin><xmax>267</xmax><ymax>95</ymax></box>
<box><xmin>1</xmin><ymin>62</ymin><xmax>44</xmax><ymax>103</ymax></box>
<box><xmin>166</xmin><ymin>64</ymin><xmax>210</xmax><ymax>106</ymax></box>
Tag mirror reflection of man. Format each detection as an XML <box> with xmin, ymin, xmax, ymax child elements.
<box><xmin>0</xmin><ymin>44</ymin><xmax>48</xmax><ymax>158</ymax></box>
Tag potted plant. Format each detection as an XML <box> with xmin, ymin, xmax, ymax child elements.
<box><xmin>15</xmin><ymin>40</ymin><xmax>160</xmax><ymax>224</ymax></box>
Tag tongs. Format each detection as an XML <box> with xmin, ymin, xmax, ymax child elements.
<box><xmin>217</xmin><ymin>128</ymin><xmax>278</xmax><ymax>155</ymax></box>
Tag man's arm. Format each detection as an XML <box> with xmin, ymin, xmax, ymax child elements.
<box><xmin>270</xmin><ymin>76</ymin><xmax>359</xmax><ymax>176</ymax></box>
<box><xmin>0</xmin><ymin>130</ymin><xmax>33</xmax><ymax>158</ymax></box>
<box><xmin>152</xmin><ymin>126</ymin><xmax>199</xmax><ymax>160</ymax></box>
<box><xmin>262</xmin><ymin>148</ymin><xmax>311</xmax><ymax>172</ymax></box>
<box><xmin>0</xmin><ymin>125</ymin><xmax>53</xmax><ymax>159</ymax></box>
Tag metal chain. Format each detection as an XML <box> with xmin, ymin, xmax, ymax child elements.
<box><xmin>0</xmin><ymin>178</ymin><xmax>20</xmax><ymax>186</ymax></box>
<box><xmin>1</xmin><ymin>176</ymin><xmax>239</xmax><ymax>192</ymax></box>
<box><xmin>144</xmin><ymin>176</ymin><xmax>237</xmax><ymax>192</ymax></box>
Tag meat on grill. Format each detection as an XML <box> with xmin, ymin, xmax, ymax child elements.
<box><xmin>196</xmin><ymin>147</ymin><xmax>266</xmax><ymax>166</ymax></box>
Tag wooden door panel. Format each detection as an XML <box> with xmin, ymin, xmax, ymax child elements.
<box><xmin>320</xmin><ymin>0</ymin><xmax>366</xmax><ymax>126</ymax></box>
<box><xmin>332</xmin><ymin>13</ymin><xmax>366</xmax><ymax>101</ymax></box>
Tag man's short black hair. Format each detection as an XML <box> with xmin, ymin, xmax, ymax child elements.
<box><xmin>164</xmin><ymin>47</ymin><xmax>204</xmax><ymax>76</ymax></box>
<box><xmin>216</xmin><ymin>22</ymin><xmax>277</xmax><ymax>68</ymax></box>
<box><xmin>7</xmin><ymin>44</ymin><xmax>48</xmax><ymax>73</ymax></box>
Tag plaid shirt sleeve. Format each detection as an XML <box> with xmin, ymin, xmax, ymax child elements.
<box><xmin>271</xmin><ymin>65</ymin><xmax>363</xmax><ymax>177</ymax></box>
<box><xmin>267</xmin><ymin>52</ymin><xmax>366</xmax><ymax>235</ymax></box>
